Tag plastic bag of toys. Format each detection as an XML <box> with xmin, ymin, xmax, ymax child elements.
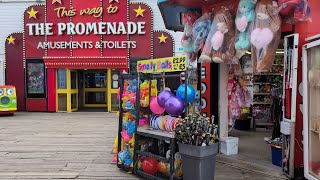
<box><xmin>234</xmin><ymin>0</ymin><xmax>257</xmax><ymax>53</ymax></box>
<box><xmin>181</xmin><ymin>11</ymin><xmax>200</xmax><ymax>62</ymax></box>
<box><xmin>251</xmin><ymin>0</ymin><xmax>281</xmax><ymax>73</ymax></box>
<box><xmin>192</xmin><ymin>13</ymin><xmax>212</xmax><ymax>53</ymax></box>
<box><xmin>199</xmin><ymin>8</ymin><xmax>237</xmax><ymax>64</ymax></box>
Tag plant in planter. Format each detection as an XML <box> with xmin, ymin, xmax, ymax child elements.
<box><xmin>174</xmin><ymin>113</ymin><xmax>219</xmax><ymax>180</ymax></box>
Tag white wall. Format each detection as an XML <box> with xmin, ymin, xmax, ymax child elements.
<box><xmin>0</xmin><ymin>0</ymin><xmax>45</xmax><ymax>85</ymax></box>
<box><xmin>219</xmin><ymin>63</ymin><xmax>229</xmax><ymax>138</ymax></box>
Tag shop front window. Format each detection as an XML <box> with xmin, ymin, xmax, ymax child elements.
<box><xmin>26</xmin><ymin>60</ymin><xmax>46</xmax><ymax>98</ymax></box>
<box><xmin>71</xmin><ymin>71</ymin><xmax>77</xmax><ymax>89</ymax></box>
<box><xmin>111</xmin><ymin>69</ymin><xmax>120</xmax><ymax>89</ymax></box>
<box><xmin>57</xmin><ymin>69</ymin><xmax>67</xmax><ymax>89</ymax></box>
<box><xmin>84</xmin><ymin>73</ymin><xmax>106</xmax><ymax>88</ymax></box>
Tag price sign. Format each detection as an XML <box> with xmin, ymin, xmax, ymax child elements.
<box><xmin>137</xmin><ymin>56</ymin><xmax>187</xmax><ymax>73</ymax></box>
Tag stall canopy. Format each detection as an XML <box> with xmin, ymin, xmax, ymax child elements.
<box><xmin>158</xmin><ymin>0</ymin><xmax>232</xmax><ymax>31</ymax></box>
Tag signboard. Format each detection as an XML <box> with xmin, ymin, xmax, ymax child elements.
<box><xmin>137</xmin><ymin>56</ymin><xmax>187</xmax><ymax>73</ymax></box>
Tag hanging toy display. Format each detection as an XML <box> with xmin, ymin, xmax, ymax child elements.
<box><xmin>181</xmin><ymin>11</ymin><xmax>200</xmax><ymax>62</ymax></box>
<box><xmin>165</xmin><ymin>96</ymin><xmax>185</xmax><ymax>117</ymax></box>
<box><xmin>140</xmin><ymin>80</ymin><xmax>150</xmax><ymax>107</ymax></box>
<box><xmin>150</xmin><ymin>97</ymin><xmax>166</xmax><ymax>115</ymax></box>
<box><xmin>150</xmin><ymin>115</ymin><xmax>182</xmax><ymax>131</ymax></box>
<box><xmin>251</xmin><ymin>0</ymin><xmax>281</xmax><ymax>72</ymax></box>
<box><xmin>157</xmin><ymin>88</ymin><xmax>174</xmax><ymax>107</ymax></box>
<box><xmin>192</xmin><ymin>13</ymin><xmax>212</xmax><ymax>53</ymax></box>
<box><xmin>150</xmin><ymin>79</ymin><xmax>158</xmax><ymax>97</ymax></box>
<box><xmin>200</xmin><ymin>8</ymin><xmax>237</xmax><ymax>64</ymax></box>
<box><xmin>234</xmin><ymin>0</ymin><xmax>257</xmax><ymax>53</ymax></box>
<box><xmin>118</xmin><ymin>150</ymin><xmax>133</xmax><ymax>167</ymax></box>
<box><xmin>176</xmin><ymin>84</ymin><xmax>196</xmax><ymax>103</ymax></box>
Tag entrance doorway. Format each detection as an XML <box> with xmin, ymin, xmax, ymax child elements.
<box><xmin>56</xmin><ymin>69</ymin><xmax>78</xmax><ymax>112</ymax></box>
<box><xmin>56</xmin><ymin>69</ymin><xmax>120</xmax><ymax>112</ymax></box>
<box><xmin>82</xmin><ymin>71</ymin><xmax>108</xmax><ymax>108</ymax></box>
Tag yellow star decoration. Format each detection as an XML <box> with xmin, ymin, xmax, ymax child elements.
<box><xmin>134</xmin><ymin>5</ymin><xmax>145</xmax><ymax>17</ymax></box>
<box><xmin>52</xmin><ymin>0</ymin><xmax>62</xmax><ymax>4</ymax></box>
<box><xmin>109</xmin><ymin>0</ymin><xmax>119</xmax><ymax>3</ymax></box>
<box><xmin>158</xmin><ymin>34</ymin><xmax>168</xmax><ymax>43</ymax></box>
<box><xmin>7</xmin><ymin>36</ymin><xmax>16</xmax><ymax>45</ymax></box>
<box><xmin>27</xmin><ymin>7</ymin><xmax>38</xmax><ymax>19</ymax></box>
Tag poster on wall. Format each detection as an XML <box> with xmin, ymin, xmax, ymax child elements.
<box><xmin>26</xmin><ymin>61</ymin><xmax>46</xmax><ymax>98</ymax></box>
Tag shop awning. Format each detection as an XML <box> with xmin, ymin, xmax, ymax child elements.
<box><xmin>157</xmin><ymin>0</ymin><xmax>225</xmax><ymax>31</ymax></box>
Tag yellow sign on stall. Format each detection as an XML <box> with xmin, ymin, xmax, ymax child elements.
<box><xmin>137</xmin><ymin>56</ymin><xmax>187</xmax><ymax>73</ymax></box>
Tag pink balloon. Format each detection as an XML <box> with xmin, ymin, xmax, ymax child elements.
<box><xmin>150</xmin><ymin>97</ymin><xmax>165</xmax><ymax>115</ymax></box>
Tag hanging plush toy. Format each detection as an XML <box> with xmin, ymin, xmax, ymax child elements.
<box><xmin>192</xmin><ymin>13</ymin><xmax>212</xmax><ymax>53</ymax></box>
<box><xmin>235</xmin><ymin>0</ymin><xmax>257</xmax><ymax>52</ymax></box>
<box><xmin>251</xmin><ymin>0</ymin><xmax>281</xmax><ymax>72</ymax></box>
<box><xmin>181</xmin><ymin>11</ymin><xmax>199</xmax><ymax>62</ymax></box>
<box><xmin>140</xmin><ymin>80</ymin><xmax>150</xmax><ymax>107</ymax></box>
<box><xmin>200</xmin><ymin>8</ymin><xmax>237</xmax><ymax>64</ymax></box>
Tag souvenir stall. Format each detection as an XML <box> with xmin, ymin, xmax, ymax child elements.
<box><xmin>157</xmin><ymin>0</ymin><xmax>313</xmax><ymax>179</ymax></box>
<box><xmin>117</xmin><ymin>56</ymin><xmax>219</xmax><ymax>180</ymax></box>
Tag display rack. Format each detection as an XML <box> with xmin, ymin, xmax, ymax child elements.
<box><xmin>252</xmin><ymin>55</ymin><xmax>284</xmax><ymax>129</ymax></box>
<box><xmin>117</xmin><ymin>73</ymin><xmax>140</xmax><ymax>172</ymax></box>
<box><xmin>134</xmin><ymin>72</ymin><xmax>190</xmax><ymax>180</ymax></box>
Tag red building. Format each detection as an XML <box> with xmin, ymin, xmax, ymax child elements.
<box><xmin>5</xmin><ymin>0</ymin><xmax>175</xmax><ymax>113</ymax></box>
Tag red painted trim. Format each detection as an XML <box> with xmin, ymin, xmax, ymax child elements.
<box><xmin>153</xmin><ymin>31</ymin><xmax>174</xmax><ymax>58</ymax></box>
<box><xmin>26</xmin><ymin>99</ymin><xmax>47</xmax><ymax>112</ymax></box>
<box><xmin>24</xmin><ymin>5</ymin><xmax>46</xmax><ymax>58</ymax></box>
<box><xmin>129</xmin><ymin>3</ymin><xmax>152</xmax><ymax>58</ymax></box>
<box><xmin>0</xmin><ymin>111</ymin><xmax>15</xmax><ymax>115</ymax></box>
<box><xmin>0</xmin><ymin>85</ymin><xmax>16</xmax><ymax>89</ymax></box>
<box><xmin>201</xmin><ymin>63</ymin><xmax>211</xmax><ymax>117</ymax></box>
<box><xmin>47</xmin><ymin>69</ymin><xmax>56</xmax><ymax>112</ymax></box>
<box><xmin>5</xmin><ymin>33</ymin><xmax>25</xmax><ymax>111</ymax></box>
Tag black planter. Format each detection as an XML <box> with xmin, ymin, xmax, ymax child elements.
<box><xmin>178</xmin><ymin>143</ymin><xmax>219</xmax><ymax>180</ymax></box>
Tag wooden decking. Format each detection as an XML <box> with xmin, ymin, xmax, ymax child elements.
<box><xmin>0</xmin><ymin>112</ymin><xmax>287</xmax><ymax>179</ymax></box>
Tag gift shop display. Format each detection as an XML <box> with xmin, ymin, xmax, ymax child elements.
<box><xmin>251</xmin><ymin>0</ymin><xmax>282</xmax><ymax>73</ymax></box>
<box><xmin>199</xmin><ymin>8</ymin><xmax>237</xmax><ymax>64</ymax></box>
<box><xmin>234</xmin><ymin>0</ymin><xmax>257</xmax><ymax>51</ymax></box>
<box><xmin>303</xmin><ymin>35</ymin><xmax>320</xmax><ymax>180</ymax></box>
<box><xmin>117</xmin><ymin>73</ymin><xmax>139</xmax><ymax>172</ymax></box>
<box><xmin>181</xmin><ymin>11</ymin><xmax>200</xmax><ymax>62</ymax></box>
<box><xmin>118</xmin><ymin>56</ymin><xmax>200</xmax><ymax>180</ymax></box>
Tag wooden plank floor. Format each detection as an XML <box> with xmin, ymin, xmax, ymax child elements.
<box><xmin>0</xmin><ymin>112</ymin><xmax>287</xmax><ymax>179</ymax></box>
